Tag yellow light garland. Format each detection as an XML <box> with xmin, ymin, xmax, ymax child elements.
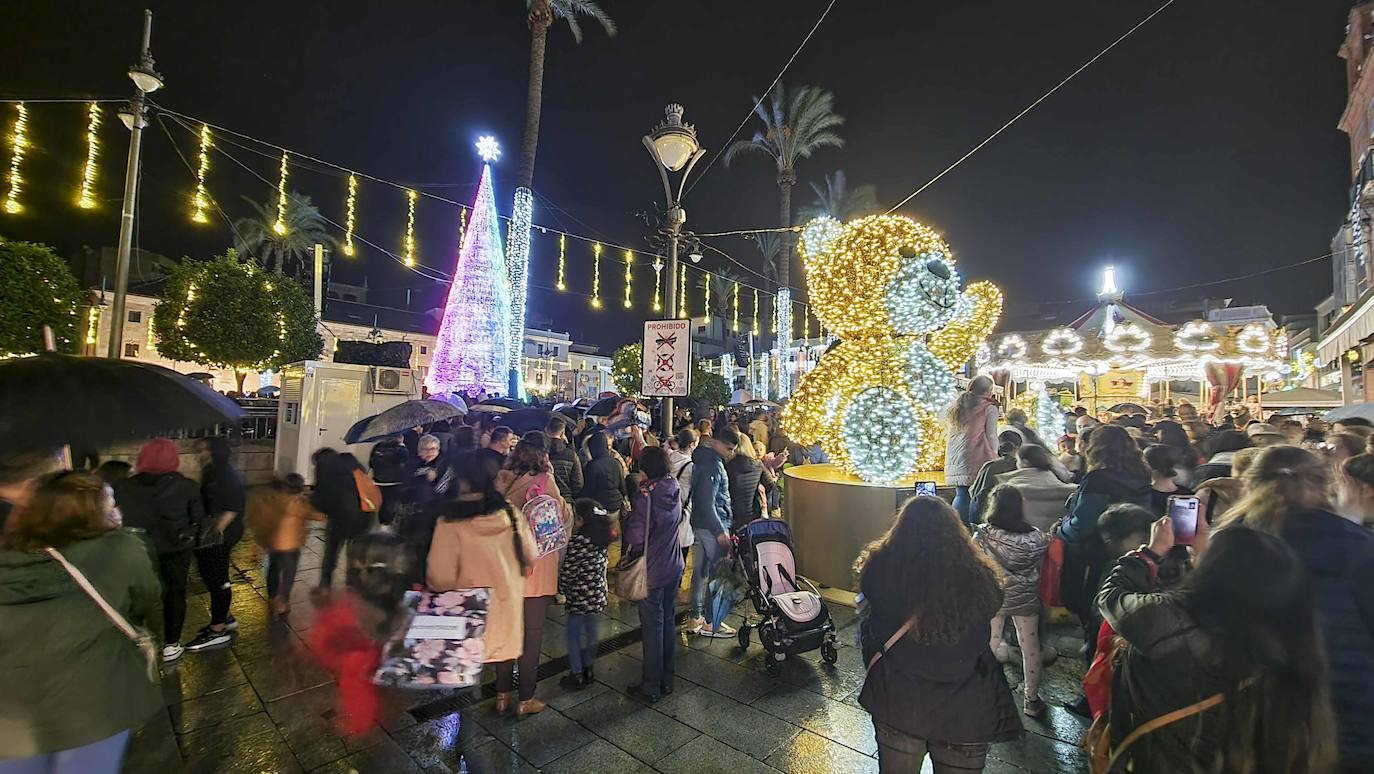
<box><xmin>652</xmin><ymin>258</ymin><xmax>663</xmax><ymax>311</ymax></box>
<box><xmin>702</xmin><ymin>272</ymin><xmax>711</xmax><ymax>320</ymax></box>
<box><xmin>678</xmin><ymin>264</ymin><xmax>687</xmax><ymax>318</ymax></box>
<box><xmin>402</xmin><ymin>189</ymin><xmax>418</xmax><ymax>266</ymax></box>
<box><xmin>623</xmin><ymin>249</ymin><xmax>634</xmax><ymax>308</ymax></box>
<box><xmin>76</xmin><ymin>102</ymin><xmax>101</xmax><ymax>209</ymax></box>
<box><xmin>341</xmin><ymin>173</ymin><xmax>358</xmax><ymax>255</ymax></box>
<box><xmin>190</xmin><ymin>124</ymin><xmax>212</xmax><ymax>223</ymax></box>
<box><xmin>732</xmin><ymin>281</ymin><xmax>740</xmax><ymax>332</ymax></box>
<box><xmin>752</xmin><ymin>288</ymin><xmax>760</xmax><ymax>335</ymax></box>
<box><xmin>272</xmin><ymin>152</ymin><xmax>289</xmax><ymax>234</ymax></box>
<box><xmin>456</xmin><ymin>208</ymin><xmax>468</xmax><ymax>250</ymax></box>
<box><xmin>3</xmin><ymin>103</ymin><xmax>29</xmax><ymax>214</ymax></box>
<box><xmin>85</xmin><ymin>306</ymin><xmax>100</xmax><ymax>345</ymax></box>
<box><xmin>591</xmin><ymin>242</ymin><xmax>603</xmax><ymax>308</ymax></box>
<box><xmin>556</xmin><ymin>234</ymin><xmax>567</xmax><ymax>290</ymax></box>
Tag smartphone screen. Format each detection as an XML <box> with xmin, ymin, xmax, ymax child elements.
<box><xmin>914</xmin><ymin>481</ymin><xmax>937</xmax><ymax>497</ymax></box>
<box><xmin>1167</xmin><ymin>495</ymin><xmax>1200</xmax><ymax>546</ymax></box>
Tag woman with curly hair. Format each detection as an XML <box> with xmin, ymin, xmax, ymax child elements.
<box><xmin>1219</xmin><ymin>445</ymin><xmax>1374</xmax><ymax>770</ymax></box>
<box><xmin>856</xmin><ymin>496</ymin><xmax>1020</xmax><ymax>772</ymax></box>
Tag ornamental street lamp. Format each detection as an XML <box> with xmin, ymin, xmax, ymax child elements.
<box><xmin>644</xmin><ymin>104</ymin><xmax>705</xmax><ymax>435</ymax></box>
<box><xmin>108</xmin><ymin>9</ymin><xmax>163</xmax><ymax>359</ymax></box>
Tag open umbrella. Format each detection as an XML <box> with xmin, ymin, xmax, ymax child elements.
<box><xmin>468</xmin><ymin>404</ymin><xmax>511</xmax><ymax>414</ymax></box>
<box><xmin>343</xmin><ymin>399</ymin><xmax>466</xmax><ymax>444</ymax></box>
<box><xmin>501</xmin><ymin>408</ymin><xmax>557</xmax><ymax>435</ymax></box>
<box><xmin>1325</xmin><ymin>404</ymin><xmax>1374</xmax><ymax>423</ymax></box>
<box><xmin>477</xmin><ymin>397</ymin><xmax>525</xmax><ymax>410</ymax></box>
<box><xmin>1108</xmin><ymin>402</ymin><xmax>1148</xmax><ymax>415</ymax></box>
<box><xmin>586</xmin><ymin>396</ymin><xmax>622</xmax><ymax>417</ymax></box>
<box><xmin>0</xmin><ymin>353</ymin><xmax>244</xmax><ymax>454</ymax></box>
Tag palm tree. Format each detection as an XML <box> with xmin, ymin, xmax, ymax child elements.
<box><xmin>800</xmin><ymin>170</ymin><xmax>878</xmax><ymax>222</ymax></box>
<box><xmin>706</xmin><ymin>269</ymin><xmax>746</xmax><ymax>321</ymax></box>
<box><xmin>516</xmin><ymin>0</ymin><xmax>616</xmax><ymax>190</ymax></box>
<box><xmin>753</xmin><ymin>232</ymin><xmax>782</xmax><ymax>283</ymax></box>
<box><xmin>233</xmin><ymin>193</ymin><xmax>336</xmax><ymax>278</ymax></box>
<box><xmin>723</xmin><ymin>83</ymin><xmax>844</xmax><ymax>292</ymax></box>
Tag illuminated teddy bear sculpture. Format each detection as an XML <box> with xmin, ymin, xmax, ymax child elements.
<box><xmin>783</xmin><ymin>215</ymin><xmax>1002</xmax><ymax>483</ymax></box>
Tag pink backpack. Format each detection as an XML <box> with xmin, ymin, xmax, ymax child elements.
<box><xmin>522</xmin><ymin>472</ymin><xmax>568</xmax><ymax>558</ymax></box>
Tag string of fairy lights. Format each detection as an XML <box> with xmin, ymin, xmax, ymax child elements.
<box><xmin>0</xmin><ymin>98</ymin><xmax>839</xmax><ymax>342</ymax></box>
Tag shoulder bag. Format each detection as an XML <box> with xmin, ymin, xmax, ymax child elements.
<box><xmin>46</xmin><ymin>547</ymin><xmax>160</xmax><ymax>683</ymax></box>
<box><xmin>614</xmin><ymin>483</ymin><xmax>653</xmax><ymax>602</ymax></box>
<box><xmin>1086</xmin><ymin>679</ymin><xmax>1252</xmax><ymax>774</ymax></box>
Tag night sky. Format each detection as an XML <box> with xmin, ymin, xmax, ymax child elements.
<box><xmin>0</xmin><ymin>0</ymin><xmax>1356</xmax><ymax>350</ymax></box>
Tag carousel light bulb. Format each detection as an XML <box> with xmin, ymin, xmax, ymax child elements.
<box><xmin>3</xmin><ymin>102</ymin><xmax>29</xmax><ymax>214</ymax></box>
<box><xmin>272</xmin><ymin>152</ymin><xmax>290</xmax><ymax>234</ymax></box>
<box><xmin>76</xmin><ymin>102</ymin><xmax>101</xmax><ymax>209</ymax></box>
<box><xmin>402</xmin><ymin>189</ymin><xmax>417</xmax><ymax>266</ymax></box>
<box><xmin>341</xmin><ymin>173</ymin><xmax>358</xmax><ymax>256</ymax></box>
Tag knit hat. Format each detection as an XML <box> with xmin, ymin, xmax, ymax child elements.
<box><xmin>135</xmin><ymin>438</ymin><xmax>180</xmax><ymax>475</ymax></box>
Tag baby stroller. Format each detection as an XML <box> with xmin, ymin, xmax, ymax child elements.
<box><xmin>733</xmin><ymin>518</ymin><xmax>839</xmax><ymax>675</ymax></box>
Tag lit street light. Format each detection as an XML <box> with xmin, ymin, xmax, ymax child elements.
<box><xmin>643</xmin><ymin>104</ymin><xmax>705</xmax><ymax>435</ymax></box>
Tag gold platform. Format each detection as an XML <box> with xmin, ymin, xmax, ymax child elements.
<box><xmin>781</xmin><ymin>464</ymin><xmax>950</xmax><ymax>592</ymax></box>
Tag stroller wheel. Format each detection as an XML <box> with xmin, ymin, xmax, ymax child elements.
<box><xmin>737</xmin><ymin>623</ymin><xmax>751</xmax><ymax>651</ymax></box>
<box><xmin>765</xmin><ymin>653</ymin><xmax>784</xmax><ymax>676</ymax></box>
<box><xmin>821</xmin><ymin>639</ymin><xmax>839</xmax><ymax>666</ymax></box>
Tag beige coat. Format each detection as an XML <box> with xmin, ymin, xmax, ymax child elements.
<box><xmin>497</xmin><ymin>469</ymin><xmax>573</xmax><ymax>598</ymax></box>
<box><xmin>426</xmin><ymin>507</ymin><xmax>537</xmax><ymax>663</ymax></box>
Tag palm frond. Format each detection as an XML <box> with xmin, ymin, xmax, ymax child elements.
<box><xmin>547</xmin><ymin>0</ymin><xmax>617</xmax><ymax>40</ymax></box>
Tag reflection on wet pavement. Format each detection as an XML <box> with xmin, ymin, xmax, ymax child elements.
<box><xmin>120</xmin><ymin>527</ymin><xmax>1091</xmax><ymax>773</ymax></box>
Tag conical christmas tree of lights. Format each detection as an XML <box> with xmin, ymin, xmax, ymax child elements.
<box><xmin>425</xmin><ymin>138</ymin><xmax>512</xmax><ymax>398</ymax></box>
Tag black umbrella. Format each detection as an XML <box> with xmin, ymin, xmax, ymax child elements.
<box><xmin>343</xmin><ymin>399</ymin><xmax>466</xmax><ymax>444</ymax></box>
<box><xmin>477</xmin><ymin>397</ymin><xmax>525</xmax><ymax>410</ymax></box>
<box><xmin>555</xmin><ymin>405</ymin><xmax>584</xmax><ymax>422</ymax></box>
<box><xmin>0</xmin><ymin>353</ymin><xmax>244</xmax><ymax>454</ymax></box>
<box><xmin>586</xmin><ymin>396</ymin><xmax>621</xmax><ymax>417</ymax></box>
<box><xmin>500</xmin><ymin>408</ymin><xmax>557</xmax><ymax>435</ymax></box>
<box><xmin>1108</xmin><ymin>402</ymin><xmax>1148</xmax><ymax>415</ymax></box>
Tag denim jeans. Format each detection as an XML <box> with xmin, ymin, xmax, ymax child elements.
<box><xmin>873</xmin><ymin>720</ymin><xmax>989</xmax><ymax>773</ymax></box>
<box><xmin>566</xmin><ymin>613</ymin><xmax>599</xmax><ymax>674</ymax></box>
<box><xmin>952</xmin><ymin>486</ymin><xmax>973</xmax><ymax>523</ymax></box>
<box><xmin>0</xmin><ymin>730</ymin><xmax>130</xmax><ymax>774</ymax></box>
<box><xmin>637</xmin><ymin>578</ymin><xmax>681</xmax><ymax>697</ymax></box>
<box><xmin>689</xmin><ymin>528</ymin><xmax>726</xmax><ymax>619</ymax></box>
<box><xmin>266</xmin><ymin>550</ymin><xmax>300</xmax><ymax>601</ymax></box>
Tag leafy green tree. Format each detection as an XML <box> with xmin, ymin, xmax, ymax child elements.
<box><xmin>517</xmin><ymin>0</ymin><xmax>617</xmax><ymax>190</ymax></box>
<box><xmin>800</xmin><ymin>170</ymin><xmax>878</xmax><ymax>222</ymax></box>
<box><xmin>233</xmin><ymin>193</ymin><xmax>336</xmax><ymax>278</ymax></box>
<box><xmin>724</xmin><ymin>83</ymin><xmax>845</xmax><ymax>292</ymax></box>
<box><xmin>610</xmin><ymin>342</ymin><xmax>731</xmax><ymax>407</ymax></box>
<box><xmin>0</xmin><ymin>239</ymin><xmax>84</xmax><ymax>355</ymax></box>
<box><xmin>154</xmin><ymin>250</ymin><xmax>323</xmax><ymax>392</ymax></box>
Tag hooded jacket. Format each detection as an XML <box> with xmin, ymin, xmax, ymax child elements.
<box><xmin>974</xmin><ymin>525</ymin><xmax>1051</xmax><ymax>616</ymax></box>
<box><xmin>689</xmin><ymin>445</ymin><xmax>732</xmax><ymax>536</ymax></box>
<box><xmin>546</xmin><ymin>436</ymin><xmax>584</xmax><ymax>501</ymax></box>
<box><xmin>582</xmin><ymin>436</ymin><xmax>627</xmax><ymax>513</ymax></box>
<box><xmin>0</xmin><ymin>530</ymin><xmax>164</xmax><ymax>756</ymax></box>
<box><xmin>113</xmin><ymin>472</ymin><xmax>205</xmax><ymax>555</ymax></box>
<box><xmin>1060</xmin><ymin>468</ymin><xmax>1152</xmax><ymax>544</ymax></box>
<box><xmin>622</xmin><ymin>477</ymin><xmax>685</xmax><ymax>590</ymax></box>
<box><xmin>725</xmin><ymin>454</ymin><xmax>765</xmax><ymax>524</ymax></box>
<box><xmin>997</xmin><ymin>468</ymin><xmax>1079</xmax><ymax>531</ymax></box>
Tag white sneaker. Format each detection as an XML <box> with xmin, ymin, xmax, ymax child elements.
<box><xmin>700</xmin><ymin>623</ymin><xmax>737</xmax><ymax>639</ymax></box>
<box><xmin>688</xmin><ymin>616</ymin><xmax>706</xmax><ymax>634</ymax></box>
<box><xmin>162</xmin><ymin>643</ymin><xmax>185</xmax><ymax>662</ymax></box>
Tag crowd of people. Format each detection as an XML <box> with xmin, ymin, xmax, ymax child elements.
<box><xmin>4</xmin><ymin>388</ymin><xmax>1374</xmax><ymax>773</ymax></box>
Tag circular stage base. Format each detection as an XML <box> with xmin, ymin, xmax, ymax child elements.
<box><xmin>782</xmin><ymin>464</ymin><xmax>949</xmax><ymax>592</ymax></box>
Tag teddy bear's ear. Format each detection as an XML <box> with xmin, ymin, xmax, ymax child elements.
<box><xmin>798</xmin><ymin>216</ymin><xmax>843</xmax><ymax>262</ymax></box>
<box><xmin>928</xmin><ymin>281</ymin><xmax>1004</xmax><ymax>370</ymax></box>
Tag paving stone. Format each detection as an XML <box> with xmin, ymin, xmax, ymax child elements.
<box><xmin>120</xmin><ymin>709</ymin><xmax>181</xmax><ymax>773</ymax></box>
<box><xmin>309</xmin><ymin>736</ymin><xmax>420</xmax><ymax>773</ymax></box>
<box><xmin>452</xmin><ymin>737</ymin><xmax>540</xmax><ymax>774</ymax></box>
<box><xmin>672</xmin><ymin>648</ymin><xmax>776</xmax><ymax>704</ymax></box>
<box><xmin>989</xmin><ymin>731</ymin><xmax>1090</xmax><ymax>773</ymax></box>
<box><xmin>562</xmin><ymin>689</ymin><xmax>700</xmax><ymax>764</ymax></box>
<box><xmin>777</xmin><ymin>653</ymin><xmax>866</xmax><ymax>700</ymax></box>
<box><xmin>264</xmin><ymin>684</ymin><xmax>351</xmax><ymax>770</ymax></box>
<box><xmin>762</xmin><ymin>729</ymin><xmax>879</xmax><ymax>774</ymax></box>
<box><xmin>391</xmin><ymin>710</ymin><xmax>493</xmax><ymax>770</ymax></box>
<box><xmin>537</xmin><ymin>671</ymin><xmax>612</xmax><ymax>711</ymax></box>
<box><xmin>161</xmin><ymin>646</ymin><xmax>251</xmax><ymax>704</ymax></box>
<box><xmin>178</xmin><ymin>713</ymin><xmax>302</xmax><ymax>774</ymax></box>
<box><xmin>751</xmin><ymin>683</ymin><xmax>878</xmax><ymax>756</ymax></box>
<box><xmin>239</xmin><ymin>641</ymin><xmax>332</xmax><ymax>701</ymax></box>
<box><xmin>168</xmin><ymin>681</ymin><xmax>264</xmax><ymax>734</ymax></box>
<box><xmin>655</xmin><ymin>684</ymin><xmax>804</xmax><ymax>760</ymax></box>
<box><xmin>470</xmin><ymin>700</ymin><xmax>598</xmax><ymax>767</ymax></box>
<box><xmin>231</xmin><ymin>618</ymin><xmax>306</xmax><ymax>665</ymax></box>
<box><xmin>540</xmin><ymin>738</ymin><xmax>654</xmax><ymax>774</ymax></box>
<box><xmin>655</xmin><ymin>733</ymin><xmax>786</xmax><ymax>774</ymax></box>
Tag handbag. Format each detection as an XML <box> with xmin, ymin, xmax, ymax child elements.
<box><xmin>614</xmin><ymin>483</ymin><xmax>653</xmax><ymax>602</ymax></box>
<box><xmin>1085</xmin><ymin>681</ymin><xmax>1249</xmax><ymax>773</ymax></box>
<box><xmin>1038</xmin><ymin>536</ymin><xmax>1065</xmax><ymax>607</ymax></box>
<box><xmin>45</xmin><ymin>547</ymin><xmax>161</xmax><ymax>683</ymax></box>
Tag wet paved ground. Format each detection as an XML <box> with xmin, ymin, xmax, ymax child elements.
<box><xmin>121</xmin><ymin>529</ymin><xmax>1091</xmax><ymax>773</ymax></box>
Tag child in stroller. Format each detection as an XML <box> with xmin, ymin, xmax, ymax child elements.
<box><xmin>733</xmin><ymin>518</ymin><xmax>839</xmax><ymax>674</ymax></box>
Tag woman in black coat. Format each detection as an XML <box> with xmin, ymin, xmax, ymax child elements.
<box><xmin>856</xmin><ymin>496</ymin><xmax>1020</xmax><ymax>772</ymax></box>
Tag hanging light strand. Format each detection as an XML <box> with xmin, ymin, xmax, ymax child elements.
<box><xmin>456</xmin><ymin>207</ymin><xmax>467</xmax><ymax>249</ymax></box>
<box><xmin>623</xmin><ymin>249</ymin><xmax>633</xmax><ymax>308</ymax></box>
<box><xmin>591</xmin><ymin>242</ymin><xmax>603</xmax><ymax>308</ymax></box>
<box><xmin>703</xmin><ymin>272</ymin><xmax>711</xmax><ymax>320</ymax></box>
<box><xmin>652</xmin><ymin>258</ymin><xmax>663</xmax><ymax>311</ymax></box>
<box><xmin>402</xmin><ymin>189</ymin><xmax>417</xmax><ymax>266</ymax></box>
<box><xmin>76</xmin><ymin>102</ymin><xmax>101</xmax><ymax>209</ymax></box>
<box><xmin>271</xmin><ymin>152</ymin><xmax>289</xmax><ymax>234</ymax></box>
<box><xmin>678</xmin><ymin>263</ymin><xmax>687</xmax><ymax>318</ymax></box>
<box><xmin>556</xmin><ymin>234</ymin><xmax>567</xmax><ymax>290</ymax></box>
<box><xmin>752</xmin><ymin>287</ymin><xmax>760</xmax><ymax>335</ymax></box>
<box><xmin>733</xmin><ymin>281</ymin><xmax>741</xmax><ymax>332</ymax></box>
<box><xmin>190</xmin><ymin>123</ymin><xmax>212</xmax><ymax>223</ymax></box>
<box><xmin>341</xmin><ymin>173</ymin><xmax>357</xmax><ymax>255</ymax></box>
<box><xmin>3</xmin><ymin>102</ymin><xmax>29</xmax><ymax>214</ymax></box>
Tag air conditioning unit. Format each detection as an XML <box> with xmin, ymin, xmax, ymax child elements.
<box><xmin>370</xmin><ymin>367</ymin><xmax>413</xmax><ymax>395</ymax></box>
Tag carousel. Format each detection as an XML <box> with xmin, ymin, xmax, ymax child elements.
<box><xmin>981</xmin><ymin>267</ymin><xmax>1288</xmax><ymax>421</ymax></box>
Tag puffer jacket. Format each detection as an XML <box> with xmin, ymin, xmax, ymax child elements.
<box><xmin>622</xmin><ymin>477</ymin><xmax>685</xmax><ymax>590</ymax></box>
<box><xmin>1059</xmin><ymin>468</ymin><xmax>1152</xmax><ymax>545</ymax></box>
<box><xmin>689</xmin><ymin>445</ymin><xmax>732</xmax><ymax>536</ymax></box>
<box><xmin>975</xmin><ymin>525</ymin><xmax>1050</xmax><ymax>616</ymax></box>
<box><xmin>998</xmin><ymin>468</ymin><xmax>1078</xmax><ymax>531</ymax></box>
<box><xmin>945</xmin><ymin>399</ymin><xmax>999</xmax><ymax>486</ymax></box>
<box><xmin>0</xmin><ymin>530</ymin><xmax>164</xmax><ymax>756</ymax></box>
<box><xmin>725</xmin><ymin>454</ymin><xmax>764</xmax><ymax>523</ymax></box>
<box><xmin>113</xmin><ymin>472</ymin><xmax>205</xmax><ymax>555</ymax></box>
<box><xmin>582</xmin><ymin>448</ymin><xmax>627</xmax><ymax>513</ymax></box>
<box><xmin>547</xmin><ymin>437</ymin><xmax>584</xmax><ymax>501</ymax></box>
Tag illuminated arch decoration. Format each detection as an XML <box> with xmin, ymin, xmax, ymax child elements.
<box><xmin>1104</xmin><ymin>322</ymin><xmax>1151</xmax><ymax>353</ymax></box>
<box><xmin>1235</xmin><ymin>322</ymin><xmax>1271</xmax><ymax>355</ymax></box>
<box><xmin>1173</xmin><ymin>320</ymin><xmax>1219</xmax><ymax>352</ymax></box>
<box><xmin>1041</xmin><ymin>327</ymin><xmax>1083</xmax><ymax>357</ymax></box>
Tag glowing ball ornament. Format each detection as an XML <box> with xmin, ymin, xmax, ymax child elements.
<box><xmin>1235</xmin><ymin>322</ymin><xmax>1271</xmax><ymax>355</ymax></box>
<box><xmin>1174</xmin><ymin>320</ymin><xmax>1219</xmax><ymax>352</ymax></box>
<box><xmin>784</xmin><ymin>214</ymin><xmax>1003</xmax><ymax>483</ymax></box>
<box><xmin>1041</xmin><ymin>327</ymin><xmax>1083</xmax><ymax>357</ymax></box>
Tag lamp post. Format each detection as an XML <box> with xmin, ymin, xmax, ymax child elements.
<box><xmin>107</xmin><ymin>9</ymin><xmax>163</xmax><ymax>359</ymax></box>
<box><xmin>644</xmin><ymin>104</ymin><xmax>705</xmax><ymax>436</ymax></box>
